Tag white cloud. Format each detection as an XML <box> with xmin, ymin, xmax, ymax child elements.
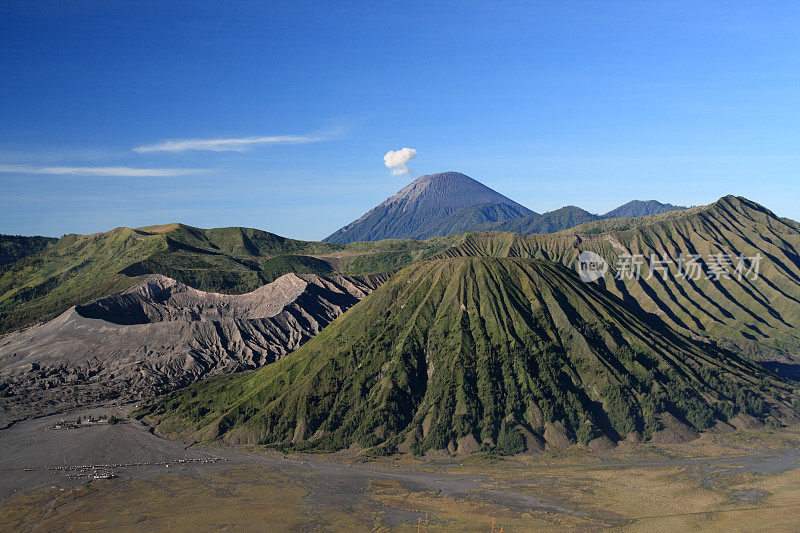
<box><xmin>384</xmin><ymin>147</ymin><xmax>417</xmax><ymax>176</ymax></box>
<box><xmin>133</xmin><ymin>135</ymin><xmax>322</xmax><ymax>153</ymax></box>
<box><xmin>0</xmin><ymin>165</ymin><xmax>206</xmax><ymax>177</ymax></box>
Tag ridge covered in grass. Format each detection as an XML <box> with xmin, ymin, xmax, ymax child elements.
<box><xmin>139</xmin><ymin>257</ymin><xmax>797</xmax><ymax>455</ymax></box>
<box><xmin>0</xmin><ymin>224</ymin><xmax>454</xmax><ymax>334</ymax></box>
<box><xmin>2</xmin><ymin>195</ymin><xmax>798</xmax><ymax>362</ymax></box>
<box><xmin>435</xmin><ymin>196</ymin><xmax>800</xmax><ymax>357</ymax></box>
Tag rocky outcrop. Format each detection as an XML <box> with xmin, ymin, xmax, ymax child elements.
<box><xmin>74</xmin><ymin>273</ymin><xmax>380</xmax><ymax>325</ymax></box>
<box><xmin>0</xmin><ymin>273</ymin><xmax>387</xmax><ymax>423</ymax></box>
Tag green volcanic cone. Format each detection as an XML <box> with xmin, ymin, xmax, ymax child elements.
<box><xmin>140</xmin><ymin>257</ymin><xmax>797</xmax><ymax>454</ymax></box>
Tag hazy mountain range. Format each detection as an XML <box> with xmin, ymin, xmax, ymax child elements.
<box><xmin>1</xmin><ymin>172</ymin><xmax>798</xmax><ymax>453</ymax></box>
<box><xmin>323</xmin><ymin>172</ymin><xmax>687</xmax><ymax>243</ymax></box>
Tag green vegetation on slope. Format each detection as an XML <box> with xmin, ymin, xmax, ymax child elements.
<box><xmin>0</xmin><ymin>235</ymin><xmax>57</xmax><ymax>267</ymax></box>
<box><xmin>0</xmin><ymin>224</ymin><xmax>455</xmax><ymax>334</ymax></box>
<box><xmin>3</xmin><ymin>195</ymin><xmax>797</xmax><ymax>363</ymax></box>
<box><xmin>435</xmin><ymin>196</ymin><xmax>800</xmax><ymax>357</ymax></box>
<box><xmin>138</xmin><ymin>257</ymin><xmax>796</xmax><ymax>455</ymax></box>
<box><xmin>492</xmin><ymin>206</ymin><xmax>600</xmax><ymax>234</ymax></box>
<box><xmin>0</xmin><ymin>228</ymin><xmax>165</xmax><ymax>334</ymax></box>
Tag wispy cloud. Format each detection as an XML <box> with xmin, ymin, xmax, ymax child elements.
<box><xmin>0</xmin><ymin>165</ymin><xmax>207</xmax><ymax>177</ymax></box>
<box><xmin>133</xmin><ymin>134</ymin><xmax>323</xmax><ymax>153</ymax></box>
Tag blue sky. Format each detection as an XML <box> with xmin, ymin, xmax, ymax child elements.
<box><xmin>1</xmin><ymin>1</ymin><xmax>798</xmax><ymax>240</ymax></box>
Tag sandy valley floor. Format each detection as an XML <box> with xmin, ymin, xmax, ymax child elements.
<box><xmin>1</xmin><ymin>405</ymin><xmax>800</xmax><ymax>531</ymax></box>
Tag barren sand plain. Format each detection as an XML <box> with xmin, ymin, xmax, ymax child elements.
<box><xmin>1</xmin><ymin>404</ymin><xmax>800</xmax><ymax>531</ymax></box>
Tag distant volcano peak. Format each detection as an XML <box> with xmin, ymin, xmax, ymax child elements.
<box><xmin>323</xmin><ymin>171</ymin><xmax>532</xmax><ymax>243</ymax></box>
<box><xmin>385</xmin><ymin>171</ymin><xmax>516</xmax><ymax>209</ymax></box>
<box><xmin>323</xmin><ymin>171</ymin><xmax>689</xmax><ymax>243</ymax></box>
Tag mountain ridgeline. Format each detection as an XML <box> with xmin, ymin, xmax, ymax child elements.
<box><xmin>323</xmin><ymin>172</ymin><xmax>534</xmax><ymax>243</ymax></box>
<box><xmin>0</xmin><ymin>172</ymin><xmax>685</xmax><ymax>334</ymax></box>
<box><xmin>436</xmin><ymin>196</ymin><xmax>800</xmax><ymax>358</ymax></box>
<box><xmin>0</xmin><ymin>235</ymin><xmax>57</xmax><ymax>267</ymax></box>
<box><xmin>494</xmin><ymin>201</ymin><xmax>689</xmax><ymax>235</ymax></box>
<box><xmin>0</xmin><ymin>224</ymin><xmax>454</xmax><ymax>334</ymax></box>
<box><xmin>0</xmin><ymin>273</ymin><xmax>387</xmax><ymax>424</ymax></box>
<box><xmin>603</xmin><ymin>200</ymin><xmax>687</xmax><ymax>219</ymax></box>
<box><xmin>3</xmin><ymin>173</ymin><xmax>799</xmax><ymax>456</ymax></box>
<box><xmin>492</xmin><ymin>206</ymin><xmax>600</xmax><ymax>235</ymax></box>
<box><xmin>323</xmin><ymin>171</ymin><xmax>685</xmax><ymax>243</ymax></box>
<box><xmin>139</xmin><ymin>258</ymin><xmax>796</xmax><ymax>454</ymax></box>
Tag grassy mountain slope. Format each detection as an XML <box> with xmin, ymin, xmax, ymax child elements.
<box><xmin>3</xmin><ymin>195</ymin><xmax>796</xmax><ymax>359</ymax></box>
<box><xmin>0</xmin><ymin>235</ymin><xmax>57</xmax><ymax>267</ymax></box>
<box><xmin>139</xmin><ymin>257</ymin><xmax>796</xmax><ymax>454</ymax></box>
<box><xmin>436</xmin><ymin>196</ymin><xmax>800</xmax><ymax>357</ymax></box>
<box><xmin>0</xmin><ymin>224</ymin><xmax>454</xmax><ymax>334</ymax></box>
